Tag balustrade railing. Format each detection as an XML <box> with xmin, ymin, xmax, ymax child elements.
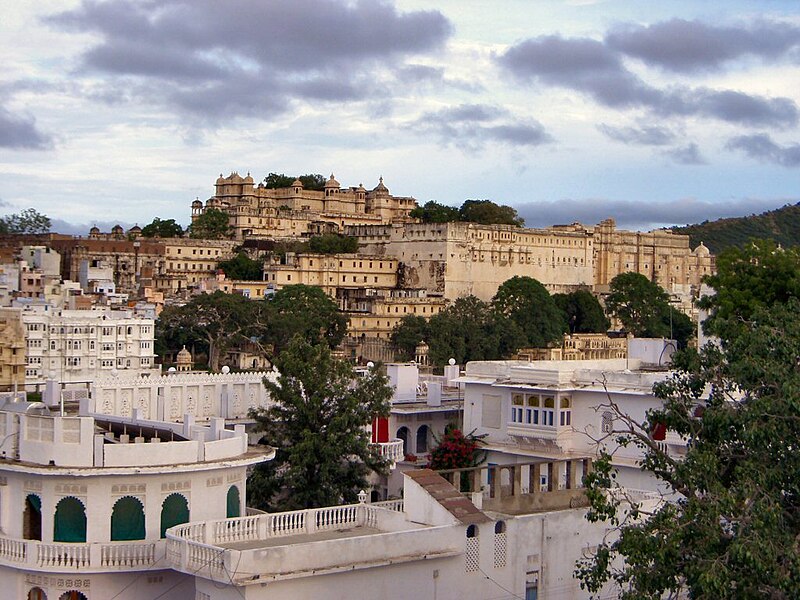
<box><xmin>373</xmin><ymin>439</ymin><xmax>404</xmax><ymax>464</ymax></box>
<box><xmin>372</xmin><ymin>499</ymin><xmax>404</xmax><ymax>512</ymax></box>
<box><xmin>37</xmin><ymin>543</ymin><xmax>90</xmax><ymax>569</ymax></box>
<box><xmin>101</xmin><ymin>541</ymin><xmax>157</xmax><ymax>567</ymax></box>
<box><xmin>0</xmin><ymin>534</ymin><xmax>162</xmax><ymax>572</ymax></box>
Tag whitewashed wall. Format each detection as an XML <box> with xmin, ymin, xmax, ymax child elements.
<box><xmin>88</xmin><ymin>371</ymin><xmax>276</xmax><ymax>421</ymax></box>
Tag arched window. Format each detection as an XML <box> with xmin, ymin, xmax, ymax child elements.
<box><xmin>466</xmin><ymin>524</ymin><xmax>478</xmax><ymax>538</ymax></box>
<box><xmin>416</xmin><ymin>425</ymin><xmax>429</xmax><ymax>454</ymax></box>
<box><xmin>54</xmin><ymin>497</ymin><xmax>87</xmax><ymax>543</ymax></box>
<box><xmin>27</xmin><ymin>587</ymin><xmax>47</xmax><ymax>600</ymax></box>
<box><xmin>226</xmin><ymin>486</ymin><xmax>241</xmax><ymax>519</ymax></box>
<box><xmin>23</xmin><ymin>494</ymin><xmax>42</xmax><ymax>541</ymax></box>
<box><xmin>111</xmin><ymin>496</ymin><xmax>145</xmax><ymax>541</ymax></box>
<box><xmin>160</xmin><ymin>493</ymin><xmax>189</xmax><ymax>538</ymax></box>
<box><xmin>59</xmin><ymin>592</ymin><xmax>87</xmax><ymax>600</ymax></box>
<box><xmin>397</xmin><ymin>427</ymin><xmax>410</xmax><ymax>456</ymax></box>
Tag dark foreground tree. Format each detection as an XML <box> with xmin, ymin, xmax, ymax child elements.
<box><xmin>605</xmin><ymin>272</ymin><xmax>693</xmax><ymax>348</ymax></box>
<box><xmin>156</xmin><ymin>291</ymin><xmax>267</xmax><ymax>370</ymax></box>
<box><xmin>426</xmin><ymin>295</ymin><xmax>524</xmax><ymax>366</ymax></box>
<box><xmin>248</xmin><ymin>338</ymin><xmax>392</xmax><ymax>510</ymax></box>
<box><xmin>0</xmin><ymin>208</ymin><xmax>50</xmax><ymax>234</ymax></box>
<box><xmin>491</xmin><ymin>276</ymin><xmax>565</xmax><ymax>348</ymax></box>
<box><xmin>577</xmin><ymin>245</ymin><xmax>800</xmax><ymax>599</ymax></box>
<box><xmin>263</xmin><ymin>284</ymin><xmax>347</xmax><ymax>355</ymax></box>
<box><xmin>390</xmin><ymin>315</ymin><xmax>429</xmax><ymax>361</ymax></box>
<box><xmin>554</xmin><ymin>289</ymin><xmax>610</xmax><ymax>333</ymax></box>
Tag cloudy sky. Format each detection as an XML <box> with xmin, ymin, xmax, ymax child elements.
<box><xmin>1</xmin><ymin>0</ymin><xmax>798</xmax><ymax>234</ymax></box>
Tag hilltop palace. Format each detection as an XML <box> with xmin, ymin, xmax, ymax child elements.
<box><xmin>192</xmin><ymin>171</ymin><xmax>713</xmax><ymax>304</ymax></box>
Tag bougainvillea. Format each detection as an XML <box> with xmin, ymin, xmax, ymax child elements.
<box><xmin>427</xmin><ymin>426</ymin><xmax>486</xmax><ymax>471</ymax></box>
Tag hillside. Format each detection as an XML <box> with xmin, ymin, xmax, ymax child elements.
<box><xmin>672</xmin><ymin>202</ymin><xmax>800</xmax><ymax>254</ymax></box>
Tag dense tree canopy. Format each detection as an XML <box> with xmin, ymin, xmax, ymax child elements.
<box><xmin>699</xmin><ymin>239</ymin><xmax>800</xmax><ymax>341</ymax></box>
<box><xmin>459</xmin><ymin>199</ymin><xmax>524</xmax><ymax>226</ymax></box>
<box><xmin>140</xmin><ymin>217</ymin><xmax>183</xmax><ymax>238</ymax></box>
<box><xmin>0</xmin><ymin>208</ymin><xmax>50</xmax><ymax>234</ymax></box>
<box><xmin>409</xmin><ymin>200</ymin><xmax>460</xmax><ymax>223</ymax></box>
<box><xmin>410</xmin><ymin>199</ymin><xmax>524</xmax><ymax>226</ymax></box>
<box><xmin>554</xmin><ymin>290</ymin><xmax>610</xmax><ymax>334</ymax></box>
<box><xmin>605</xmin><ymin>272</ymin><xmax>693</xmax><ymax>348</ymax></box>
<box><xmin>263</xmin><ymin>172</ymin><xmax>326</xmax><ymax>191</ymax></box>
<box><xmin>217</xmin><ymin>252</ymin><xmax>263</xmax><ymax>281</ymax></box>
<box><xmin>390</xmin><ymin>315</ymin><xmax>429</xmax><ymax>361</ymax></box>
<box><xmin>426</xmin><ymin>295</ymin><xmax>525</xmax><ymax>366</ymax></box>
<box><xmin>491</xmin><ymin>276</ymin><xmax>565</xmax><ymax>348</ymax></box>
<box><xmin>307</xmin><ymin>234</ymin><xmax>359</xmax><ymax>254</ymax></box>
<box><xmin>156</xmin><ymin>291</ymin><xmax>268</xmax><ymax>371</ymax></box>
<box><xmin>248</xmin><ymin>338</ymin><xmax>392</xmax><ymax>510</ymax></box>
<box><xmin>263</xmin><ymin>284</ymin><xmax>347</xmax><ymax>354</ymax></box>
<box><xmin>189</xmin><ymin>208</ymin><xmax>232</xmax><ymax>239</ymax></box>
<box><xmin>578</xmin><ymin>242</ymin><xmax>800</xmax><ymax>599</ymax></box>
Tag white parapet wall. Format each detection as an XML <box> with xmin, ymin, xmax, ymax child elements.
<box><xmin>87</xmin><ymin>371</ymin><xmax>277</xmax><ymax>422</ymax></box>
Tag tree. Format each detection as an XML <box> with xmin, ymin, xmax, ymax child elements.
<box><xmin>0</xmin><ymin>208</ymin><xmax>50</xmax><ymax>234</ymax></box>
<box><xmin>156</xmin><ymin>291</ymin><xmax>268</xmax><ymax>371</ymax></box>
<box><xmin>605</xmin><ymin>272</ymin><xmax>693</xmax><ymax>348</ymax></box>
<box><xmin>554</xmin><ymin>289</ymin><xmax>610</xmax><ymax>333</ymax></box>
<box><xmin>410</xmin><ymin>200</ymin><xmax>460</xmax><ymax>223</ymax></box>
<box><xmin>298</xmin><ymin>173</ymin><xmax>326</xmax><ymax>191</ymax></box>
<box><xmin>140</xmin><ymin>217</ymin><xmax>183</xmax><ymax>238</ymax></box>
<box><xmin>263</xmin><ymin>173</ymin><xmax>295</xmax><ymax>189</ymax></box>
<box><xmin>248</xmin><ymin>337</ymin><xmax>392</xmax><ymax>510</ymax></box>
<box><xmin>577</xmin><ymin>299</ymin><xmax>800</xmax><ymax>600</ymax></box>
<box><xmin>264</xmin><ymin>284</ymin><xmax>347</xmax><ymax>355</ymax></box>
<box><xmin>307</xmin><ymin>234</ymin><xmax>359</xmax><ymax>254</ymax></box>
<box><xmin>263</xmin><ymin>172</ymin><xmax>327</xmax><ymax>191</ymax></box>
<box><xmin>217</xmin><ymin>252</ymin><xmax>263</xmax><ymax>281</ymax></box>
<box><xmin>426</xmin><ymin>295</ymin><xmax>525</xmax><ymax>366</ymax></box>
<box><xmin>491</xmin><ymin>276</ymin><xmax>565</xmax><ymax>348</ymax></box>
<box><xmin>459</xmin><ymin>199</ymin><xmax>524</xmax><ymax>226</ymax></box>
<box><xmin>699</xmin><ymin>239</ymin><xmax>800</xmax><ymax>341</ymax></box>
<box><xmin>577</xmin><ymin>246</ymin><xmax>800</xmax><ymax>599</ymax></box>
<box><xmin>189</xmin><ymin>208</ymin><xmax>232</xmax><ymax>239</ymax></box>
<box><xmin>390</xmin><ymin>315</ymin><xmax>429</xmax><ymax>361</ymax></box>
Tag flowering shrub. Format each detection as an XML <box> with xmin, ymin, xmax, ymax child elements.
<box><xmin>428</xmin><ymin>427</ymin><xmax>486</xmax><ymax>471</ymax></box>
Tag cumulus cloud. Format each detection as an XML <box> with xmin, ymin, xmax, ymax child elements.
<box><xmin>408</xmin><ymin>103</ymin><xmax>552</xmax><ymax>149</ymax></box>
<box><xmin>46</xmin><ymin>0</ymin><xmax>452</xmax><ymax>121</ymax></box>
<box><xmin>726</xmin><ymin>134</ymin><xmax>800</xmax><ymax>167</ymax></box>
<box><xmin>0</xmin><ymin>105</ymin><xmax>52</xmax><ymax>150</ymax></box>
<box><xmin>597</xmin><ymin>123</ymin><xmax>675</xmax><ymax>145</ymax></box>
<box><xmin>606</xmin><ymin>19</ymin><xmax>800</xmax><ymax>73</ymax></box>
<box><xmin>497</xmin><ymin>35</ymin><xmax>799</xmax><ymax>128</ymax></box>
<box><xmin>664</xmin><ymin>143</ymin><xmax>707</xmax><ymax>166</ymax></box>
<box><xmin>515</xmin><ymin>196</ymin><xmax>796</xmax><ymax>230</ymax></box>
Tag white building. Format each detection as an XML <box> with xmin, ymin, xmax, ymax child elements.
<box><xmin>0</xmin><ymin>398</ymin><xmax>271</xmax><ymax>600</ymax></box>
<box><xmin>21</xmin><ymin>307</ymin><xmax>159</xmax><ymax>389</ymax></box>
<box><xmin>459</xmin><ymin>341</ymin><xmax>684</xmax><ymax>494</ymax></box>
<box><xmin>164</xmin><ymin>459</ymin><xmax>632</xmax><ymax>600</ymax></box>
<box><xmin>370</xmin><ymin>362</ymin><xmax>463</xmax><ymax>500</ymax></box>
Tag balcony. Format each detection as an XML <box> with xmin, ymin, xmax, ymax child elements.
<box><xmin>166</xmin><ymin>503</ymin><xmax>460</xmax><ymax>585</ymax></box>
<box><xmin>372</xmin><ymin>438</ymin><xmax>404</xmax><ymax>467</ymax></box>
<box><xmin>0</xmin><ymin>535</ymin><xmax>164</xmax><ymax>573</ymax></box>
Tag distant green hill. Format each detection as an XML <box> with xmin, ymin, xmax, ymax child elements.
<box><xmin>672</xmin><ymin>202</ymin><xmax>800</xmax><ymax>254</ymax></box>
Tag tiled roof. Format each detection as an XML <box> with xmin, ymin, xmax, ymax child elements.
<box><xmin>406</xmin><ymin>469</ymin><xmax>491</xmax><ymax>525</ymax></box>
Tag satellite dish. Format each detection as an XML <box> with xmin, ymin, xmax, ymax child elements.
<box><xmin>448</xmin><ymin>358</ymin><xmax>456</xmax><ymax>366</ymax></box>
<box><xmin>221</xmin><ymin>366</ymin><xmax>231</xmax><ymax>374</ymax></box>
<box><xmin>366</xmin><ymin>361</ymin><xmax>375</xmax><ymax>369</ymax></box>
